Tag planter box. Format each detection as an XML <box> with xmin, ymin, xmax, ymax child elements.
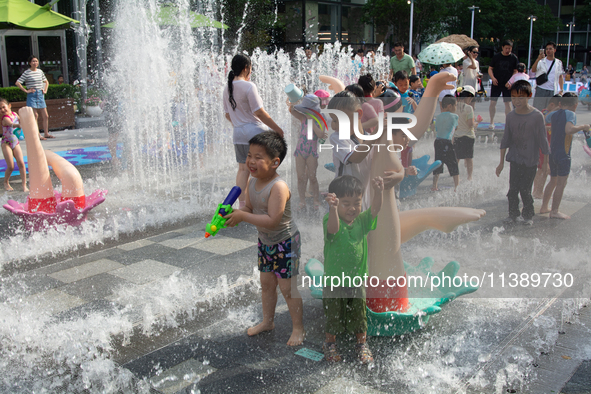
<box><xmin>11</xmin><ymin>98</ymin><xmax>76</xmax><ymax>130</ymax></box>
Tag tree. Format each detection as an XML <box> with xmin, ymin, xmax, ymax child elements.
<box><xmin>363</xmin><ymin>0</ymin><xmax>560</xmax><ymax>53</ymax></box>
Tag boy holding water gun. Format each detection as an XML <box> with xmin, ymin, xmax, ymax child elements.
<box><xmin>224</xmin><ymin>131</ymin><xmax>304</xmax><ymax>346</ymax></box>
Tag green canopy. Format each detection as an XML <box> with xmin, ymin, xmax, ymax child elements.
<box><xmin>103</xmin><ymin>6</ymin><xmax>227</xmax><ymax>29</ymax></box>
<box><xmin>0</xmin><ymin>0</ymin><xmax>78</xmax><ymax>30</ymax></box>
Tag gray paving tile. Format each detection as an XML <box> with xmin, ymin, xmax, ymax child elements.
<box><xmin>0</xmin><ymin>271</ymin><xmax>62</xmax><ymax>299</ymax></box>
<box><xmin>315</xmin><ymin>377</ymin><xmax>387</xmax><ymax>394</ymax></box>
<box><xmin>21</xmin><ymin>288</ymin><xmax>87</xmax><ymax>315</ymax></box>
<box><xmin>190</xmin><ymin>235</ymin><xmax>256</xmax><ymax>256</ymax></box>
<box><xmin>117</xmin><ymin>239</ymin><xmax>155</xmax><ymax>251</ymax></box>
<box><xmin>108</xmin><ymin>259</ymin><xmax>180</xmax><ymax>285</ymax></box>
<box><xmin>107</xmin><ymin>244</ymin><xmax>177</xmax><ymax>265</ymax></box>
<box><xmin>34</xmin><ymin>248</ymin><xmax>123</xmax><ymax>275</ymax></box>
<box><xmin>155</xmin><ymin>247</ymin><xmax>216</xmax><ymax>269</ymax></box>
<box><xmin>60</xmin><ymin>272</ymin><xmax>132</xmax><ymax>301</ymax></box>
<box><xmin>159</xmin><ymin>233</ymin><xmax>205</xmax><ymax>250</ymax></box>
<box><xmin>48</xmin><ymin>259</ymin><xmax>125</xmax><ymax>283</ymax></box>
<box><xmin>146</xmin><ymin>231</ymin><xmax>184</xmax><ymax>243</ymax></box>
<box><xmin>52</xmin><ymin>299</ymin><xmax>122</xmax><ymax>322</ymax></box>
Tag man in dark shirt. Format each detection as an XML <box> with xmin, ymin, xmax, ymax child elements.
<box><xmin>488</xmin><ymin>40</ymin><xmax>519</xmax><ymax>129</ymax></box>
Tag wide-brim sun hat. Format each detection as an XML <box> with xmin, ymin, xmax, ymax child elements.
<box><xmin>294</xmin><ymin>94</ymin><xmax>321</xmax><ymax>115</ymax></box>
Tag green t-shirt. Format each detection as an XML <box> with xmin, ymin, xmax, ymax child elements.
<box><xmin>389</xmin><ymin>54</ymin><xmax>415</xmax><ymax>76</ymax></box>
<box><xmin>323</xmin><ymin>209</ymin><xmax>378</xmax><ymax>280</ymax></box>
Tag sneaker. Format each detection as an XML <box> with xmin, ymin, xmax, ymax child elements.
<box><xmin>503</xmin><ymin>216</ymin><xmax>516</xmax><ymax>224</ymax></box>
<box><xmin>515</xmin><ymin>216</ymin><xmax>525</xmax><ymax>223</ymax></box>
<box><xmin>522</xmin><ymin>218</ymin><xmax>534</xmax><ymax>226</ymax></box>
<box><xmin>355</xmin><ymin>343</ymin><xmax>374</xmax><ymax>365</ymax></box>
<box><xmin>323</xmin><ymin>342</ymin><xmax>341</xmax><ymax>362</ymax></box>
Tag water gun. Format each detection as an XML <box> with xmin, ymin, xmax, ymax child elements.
<box><xmin>205</xmin><ymin>186</ymin><xmax>242</xmax><ymax>238</ymax></box>
<box><xmin>13</xmin><ymin>127</ymin><xmax>24</xmax><ymax>140</ymax></box>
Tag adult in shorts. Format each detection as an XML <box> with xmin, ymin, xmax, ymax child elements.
<box><xmin>223</xmin><ymin>53</ymin><xmax>284</xmax><ymax>206</ymax></box>
<box><xmin>488</xmin><ymin>41</ymin><xmax>518</xmax><ymax>129</ymax></box>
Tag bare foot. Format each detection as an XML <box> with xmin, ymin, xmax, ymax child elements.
<box><xmin>247</xmin><ymin>321</ymin><xmax>274</xmax><ymax>336</ymax></box>
<box><xmin>44</xmin><ymin>133</ymin><xmax>55</xmax><ymax>139</ymax></box>
<box><xmin>549</xmin><ymin>211</ymin><xmax>571</xmax><ymax>220</ymax></box>
<box><xmin>539</xmin><ymin>207</ymin><xmax>551</xmax><ymax>214</ymax></box>
<box><xmin>287</xmin><ymin>327</ymin><xmax>305</xmax><ymax>346</ymax></box>
<box><xmin>23</xmin><ymin>186</ymin><xmax>29</xmax><ymax>192</ymax></box>
<box><xmin>4</xmin><ymin>183</ymin><xmax>13</xmax><ymax>191</ymax></box>
<box><xmin>431</xmin><ymin>187</ymin><xmax>440</xmax><ymax>192</ymax></box>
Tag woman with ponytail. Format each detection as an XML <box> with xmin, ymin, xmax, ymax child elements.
<box><xmin>223</xmin><ymin>54</ymin><xmax>284</xmax><ymax>206</ymax></box>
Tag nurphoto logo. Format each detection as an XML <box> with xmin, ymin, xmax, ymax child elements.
<box><xmin>301</xmin><ymin>108</ymin><xmax>418</xmax><ymax>153</ymax></box>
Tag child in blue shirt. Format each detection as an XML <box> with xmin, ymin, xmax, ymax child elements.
<box><xmin>540</xmin><ymin>93</ymin><xmax>590</xmax><ymax>219</ymax></box>
<box><xmin>389</xmin><ymin>71</ymin><xmax>417</xmax><ymax>114</ymax></box>
<box><xmin>433</xmin><ymin>95</ymin><xmax>460</xmax><ymax>191</ymax></box>
<box><xmin>408</xmin><ymin>75</ymin><xmax>424</xmax><ymax>112</ymax></box>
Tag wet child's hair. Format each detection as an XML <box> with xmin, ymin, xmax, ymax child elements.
<box><xmin>328</xmin><ymin>175</ymin><xmax>364</xmax><ymax>198</ymax></box>
<box><xmin>358</xmin><ymin>74</ymin><xmax>376</xmax><ymax>96</ymax></box>
<box><xmin>0</xmin><ymin>97</ymin><xmax>9</xmax><ymax>106</ymax></box>
<box><xmin>510</xmin><ymin>80</ymin><xmax>532</xmax><ymax>96</ymax></box>
<box><xmin>409</xmin><ymin>75</ymin><xmax>421</xmax><ymax>85</ymax></box>
<box><xmin>394</xmin><ymin>70</ymin><xmax>409</xmax><ymax>83</ymax></box>
<box><xmin>328</xmin><ymin>90</ymin><xmax>362</xmax><ymax>115</ymax></box>
<box><xmin>345</xmin><ymin>84</ymin><xmax>365</xmax><ymax>98</ymax></box>
<box><xmin>249</xmin><ymin>131</ymin><xmax>287</xmax><ymax>165</ymax></box>
<box><xmin>561</xmin><ymin>92</ymin><xmax>577</xmax><ymax>108</ymax></box>
<box><xmin>381</xmin><ymin>88</ymin><xmax>403</xmax><ymax>113</ymax></box>
<box><xmin>548</xmin><ymin>94</ymin><xmax>562</xmax><ymax>109</ymax></box>
<box><xmin>441</xmin><ymin>95</ymin><xmax>457</xmax><ymax>109</ymax></box>
<box><xmin>517</xmin><ymin>63</ymin><xmax>526</xmax><ymax>73</ymax></box>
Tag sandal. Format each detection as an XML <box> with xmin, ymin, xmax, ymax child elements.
<box><xmin>355</xmin><ymin>343</ymin><xmax>374</xmax><ymax>365</ymax></box>
<box><xmin>323</xmin><ymin>342</ymin><xmax>341</xmax><ymax>362</ymax></box>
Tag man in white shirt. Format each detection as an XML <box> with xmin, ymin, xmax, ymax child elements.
<box><xmin>531</xmin><ymin>41</ymin><xmax>564</xmax><ymax>111</ymax></box>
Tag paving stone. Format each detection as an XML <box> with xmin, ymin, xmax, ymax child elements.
<box><xmin>146</xmin><ymin>231</ymin><xmax>184</xmax><ymax>243</ymax></box>
<box><xmin>60</xmin><ymin>272</ymin><xmax>132</xmax><ymax>301</ymax></box>
<box><xmin>159</xmin><ymin>234</ymin><xmax>206</xmax><ymax>250</ymax></box>
<box><xmin>52</xmin><ymin>299</ymin><xmax>122</xmax><ymax>322</ymax></box>
<box><xmin>189</xmin><ymin>235</ymin><xmax>256</xmax><ymax>256</ymax></box>
<box><xmin>108</xmin><ymin>259</ymin><xmax>180</xmax><ymax>285</ymax></box>
<box><xmin>48</xmin><ymin>258</ymin><xmax>125</xmax><ymax>283</ymax></box>
<box><xmin>156</xmin><ymin>247</ymin><xmax>216</xmax><ymax>269</ymax></box>
<box><xmin>149</xmin><ymin>358</ymin><xmax>216</xmax><ymax>394</ymax></box>
<box><xmin>21</xmin><ymin>288</ymin><xmax>87</xmax><ymax>315</ymax></box>
<box><xmin>0</xmin><ymin>271</ymin><xmax>62</xmax><ymax>299</ymax></box>
<box><xmin>117</xmin><ymin>239</ymin><xmax>155</xmax><ymax>251</ymax></box>
<box><xmin>108</xmin><ymin>244</ymin><xmax>178</xmax><ymax>265</ymax></box>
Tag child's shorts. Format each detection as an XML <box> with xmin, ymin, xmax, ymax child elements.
<box><xmin>453</xmin><ymin>136</ymin><xmax>474</xmax><ymax>159</ymax></box>
<box><xmin>258</xmin><ymin>231</ymin><xmax>301</xmax><ymax>279</ymax></box>
<box><xmin>323</xmin><ymin>292</ymin><xmax>367</xmax><ymax>335</ymax></box>
<box><xmin>433</xmin><ymin>138</ymin><xmax>459</xmax><ymax>176</ymax></box>
<box><xmin>234</xmin><ymin>144</ymin><xmax>249</xmax><ymax>164</ymax></box>
<box><xmin>549</xmin><ymin>155</ymin><xmax>571</xmax><ymax>177</ymax></box>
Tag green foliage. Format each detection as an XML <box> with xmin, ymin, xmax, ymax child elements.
<box><xmin>0</xmin><ymin>84</ymin><xmax>80</xmax><ymax>103</ymax></box>
<box><xmin>363</xmin><ymin>0</ymin><xmax>560</xmax><ymax>52</ymax></box>
<box><xmin>221</xmin><ymin>0</ymin><xmax>279</xmax><ymax>52</ymax></box>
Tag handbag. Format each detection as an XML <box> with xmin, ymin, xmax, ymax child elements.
<box><xmin>536</xmin><ymin>60</ymin><xmax>555</xmax><ymax>86</ymax></box>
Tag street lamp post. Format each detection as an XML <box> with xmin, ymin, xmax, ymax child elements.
<box><xmin>566</xmin><ymin>22</ymin><xmax>574</xmax><ymax>70</ymax></box>
<box><xmin>527</xmin><ymin>15</ymin><xmax>536</xmax><ymax>72</ymax></box>
<box><xmin>468</xmin><ymin>5</ymin><xmax>480</xmax><ymax>39</ymax></box>
<box><xmin>408</xmin><ymin>0</ymin><xmax>414</xmax><ymax>56</ymax></box>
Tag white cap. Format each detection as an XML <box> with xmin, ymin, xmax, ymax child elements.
<box><xmin>462</xmin><ymin>85</ymin><xmax>476</xmax><ymax>96</ymax></box>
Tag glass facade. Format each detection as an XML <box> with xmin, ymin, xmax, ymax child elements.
<box><xmin>279</xmin><ymin>0</ymin><xmax>375</xmax><ymax>49</ymax></box>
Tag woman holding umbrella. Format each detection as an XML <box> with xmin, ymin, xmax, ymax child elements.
<box><xmin>15</xmin><ymin>55</ymin><xmax>53</xmax><ymax>140</ymax></box>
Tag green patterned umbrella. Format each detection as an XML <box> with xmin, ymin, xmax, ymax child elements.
<box><xmin>418</xmin><ymin>42</ymin><xmax>465</xmax><ymax>65</ymax></box>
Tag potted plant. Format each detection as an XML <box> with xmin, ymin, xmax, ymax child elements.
<box><xmin>84</xmin><ymin>96</ymin><xmax>103</xmax><ymax>117</ymax></box>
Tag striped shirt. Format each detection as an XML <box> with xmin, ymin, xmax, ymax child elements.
<box><xmin>17</xmin><ymin>69</ymin><xmax>47</xmax><ymax>90</ymax></box>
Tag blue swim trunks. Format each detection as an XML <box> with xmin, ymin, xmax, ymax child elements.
<box><xmin>549</xmin><ymin>155</ymin><xmax>571</xmax><ymax>177</ymax></box>
<box><xmin>26</xmin><ymin>90</ymin><xmax>46</xmax><ymax>109</ymax></box>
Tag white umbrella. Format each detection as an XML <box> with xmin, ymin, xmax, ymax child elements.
<box><xmin>418</xmin><ymin>42</ymin><xmax>465</xmax><ymax>65</ymax></box>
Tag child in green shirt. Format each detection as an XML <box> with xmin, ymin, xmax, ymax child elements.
<box><xmin>323</xmin><ymin>174</ymin><xmax>383</xmax><ymax>364</ymax></box>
